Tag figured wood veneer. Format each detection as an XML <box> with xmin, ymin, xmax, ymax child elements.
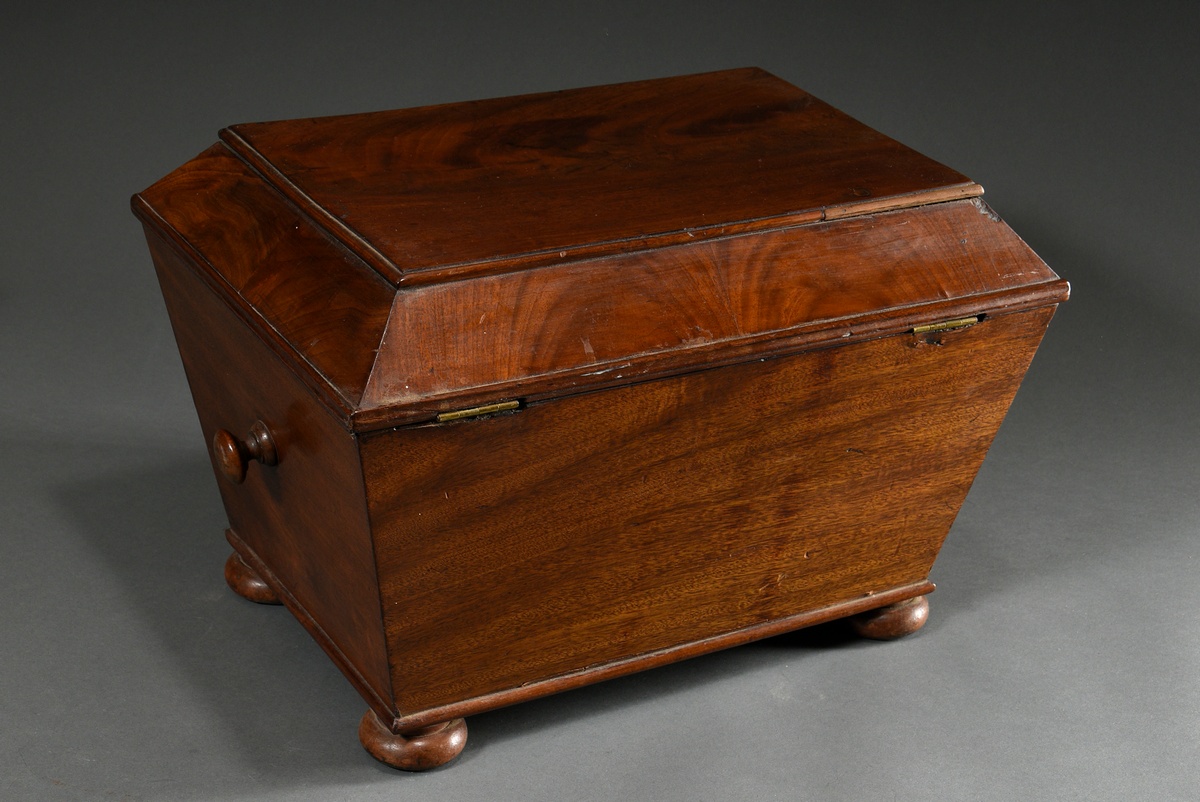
<box><xmin>149</xmin><ymin>231</ymin><xmax>394</xmax><ymax>713</ymax></box>
<box><xmin>134</xmin><ymin>68</ymin><xmax>1067</xmax><ymax>770</ymax></box>
<box><xmin>220</xmin><ymin>68</ymin><xmax>977</xmax><ymax>282</ymax></box>
<box><xmin>362</xmin><ymin>307</ymin><xmax>1053</xmax><ymax>718</ymax></box>
<box><xmin>134</xmin><ymin>69</ymin><xmax>1064</xmax><ymax>431</ymax></box>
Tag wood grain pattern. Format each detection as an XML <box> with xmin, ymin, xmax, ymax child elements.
<box><xmin>358</xmin><ymin>198</ymin><xmax>1066</xmax><ymax>425</ymax></box>
<box><xmin>146</xmin><ymin>230</ymin><xmax>395</xmax><ymax>718</ymax></box>
<box><xmin>134</xmin><ymin>70</ymin><xmax>1066</xmax><ymax>433</ymax></box>
<box><xmin>362</xmin><ymin>306</ymin><xmax>1055</xmax><ymax>718</ymax></box>
<box><xmin>133</xmin><ymin>145</ymin><xmax>395</xmax><ymax>415</ymax></box>
<box><xmin>222</xmin><ymin>68</ymin><xmax>975</xmax><ymax>285</ymax></box>
<box><xmin>135</xmin><ymin>69</ymin><xmax>1068</xmax><ymax>765</ymax></box>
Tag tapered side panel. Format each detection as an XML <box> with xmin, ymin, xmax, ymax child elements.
<box><xmin>146</xmin><ymin>229</ymin><xmax>394</xmax><ymax>716</ymax></box>
<box><xmin>362</xmin><ymin>307</ymin><xmax>1055</xmax><ymax>717</ymax></box>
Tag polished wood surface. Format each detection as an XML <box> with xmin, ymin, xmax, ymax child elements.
<box><xmin>133</xmin><ymin>68</ymin><xmax>1066</xmax><ymax>431</ymax></box>
<box><xmin>358</xmin><ymin>198</ymin><xmax>1065</xmax><ymax>426</ymax></box>
<box><xmin>358</xmin><ymin>711</ymin><xmax>467</xmax><ymax>772</ymax></box>
<box><xmin>221</xmin><ymin>68</ymin><xmax>975</xmax><ymax>284</ymax></box>
<box><xmin>133</xmin><ymin>144</ymin><xmax>394</xmax><ymax>419</ymax></box>
<box><xmin>147</xmin><ymin>231</ymin><xmax>395</xmax><ymax>717</ymax></box>
<box><xmin>375</xmin><ymin>581</ymin><xmax>937</xmax><ymax>734</ymax></box>
<box><xmin>212</xmin><ymin>421</ymin><xmax>277</xmax><ymax>485</ymax></box>
<box><xmin>850</xmin><ymin>595</ymin><xmax>930</xmax><ymax>640</ymax></box>
<box><xmin>363</xmin><ymin>307</ymin><xmax>1054</xmax><ymax>719</ymax></box>
<box><xmin>223</xmin><ymin>551</ymin><xmax>281</xmax><ymax>605</ymax></box>
<box><xmin>135</xmin><ymin>68</ymin><xmax>1067</xmax><ymax>769</ymax></box>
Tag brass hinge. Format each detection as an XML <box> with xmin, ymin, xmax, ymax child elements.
<box><xmin>435</xmin><ymin>400</ymin><xmax>521</xmax><ymax>423</ymax></box>
<box><xmin>912</xmin><ymin>315</ymin><xmax>981</xmax><ymax>334</ymax></box>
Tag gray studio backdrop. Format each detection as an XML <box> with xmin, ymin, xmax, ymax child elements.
<box><xmin>3</xmin><ymin>3</ymin><xmax>1197</xmax><ymax>801</ymax></box>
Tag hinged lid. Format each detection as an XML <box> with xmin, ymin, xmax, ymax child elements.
<box><xmin>133</xmin><ymin>68</ymin><xmax>1068</xmax><ymax>432</ymax></box>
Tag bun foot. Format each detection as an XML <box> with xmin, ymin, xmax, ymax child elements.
<box><xmin>850</xmin><ymin>594</ymin><xmax>929</xmax><ymax>640</ymax></box>
<box><xmin>224</xmin><ymin>551</ymin><xmax>281</xmax><ymax>605</ymax></box>
<box><xmin>359</xmin><ymin>710</ymin><xmax>467</xmax><ymax>771</ymax></box>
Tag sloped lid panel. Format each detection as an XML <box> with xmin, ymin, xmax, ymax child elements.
<box><xmin>135</xmin><ymin>71</ymin><xmax>1066</xmax><ymax>430</ymax></box>
<box><xmin>221</xmin><ymin>68</ymin><xmax>976</xmax><ymax>284</ymax></box>
<box><xmin>355</xmin><ymin>198</ymin><xmax>1067</xmax><ymax>427</ymax></box>
<box><xmin>134</xmin><ymin>144</ymin><xmax>394</xmax><ymax>411</ymax></box>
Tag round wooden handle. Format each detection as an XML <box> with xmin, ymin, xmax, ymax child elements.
<box><xmin>212</xmin><ymin>421</ymin><xmax>277</xmax><ymax>484</ymax></box>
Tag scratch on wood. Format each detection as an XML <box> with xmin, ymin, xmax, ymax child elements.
<box><xmin>971</xmin><ymin>197</ymin><xmax>1001</xmax><ymax>222</ymax></box>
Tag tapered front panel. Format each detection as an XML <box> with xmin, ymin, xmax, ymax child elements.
<box><xmin>362</xmin><ymin>307</ymin><xmax>1056</xmax><ymax>717</ymax></box>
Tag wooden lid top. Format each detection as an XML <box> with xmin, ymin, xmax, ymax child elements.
<box><xmin>134</xmin><ymin>69</ymin><xmax>1067</xmax><ymax>431</ymax></box>
<box><xmin>218</xmin><ymin>68</ymin><xmax>978</xmax><ymax>286</ymax></box>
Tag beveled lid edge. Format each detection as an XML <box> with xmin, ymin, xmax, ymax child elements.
<box><xmin>348</xmin><ymin>277</ymin><xmax>1069</xmax><ymax>433</ymax></box>
<box><xmin>220</xmin><ymin>125</ymin><xmax>402</xmax><ymax>282</ymax></box>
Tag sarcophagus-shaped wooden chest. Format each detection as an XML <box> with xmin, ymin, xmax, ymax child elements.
<box><xmin>133</xmin><ymin>68</ymin><xmax>1068</xmax><ymax>770</ymax></box>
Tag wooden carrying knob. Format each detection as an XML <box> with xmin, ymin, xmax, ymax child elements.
<box><xmin>212</xmin><ymin>421</ymin><xmax>277</xmax><ymax>484</ymax></box>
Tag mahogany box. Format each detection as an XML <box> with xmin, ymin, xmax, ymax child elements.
<box><xmin>133</xmin><ymin>68</ymin><xmax>1068</xmax><ymax>770</ymax></box>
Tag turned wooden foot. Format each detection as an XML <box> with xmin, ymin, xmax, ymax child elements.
<box><xmin>223</xmin><ymin>551</ymin><xmax>281</xmax><ymax>605</ymax></box>
<box><xmin>849</xmin><ymin>594</ymin><xmax>929</xmax><ymax>640</ymax></box>
<box><xmin>359</xmin><ymin>710</ymin><xmax>467</xmax><ymax>771</ymax></box>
